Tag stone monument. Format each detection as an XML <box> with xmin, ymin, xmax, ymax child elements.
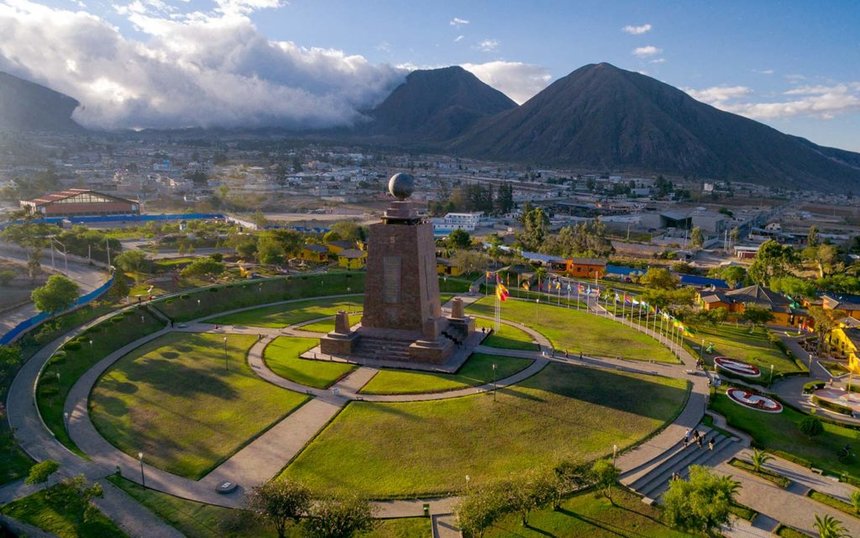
<box><xmin>319</xmin><ymin>173</ymin><xmax>475</xmax><ymax>365</ymax></box>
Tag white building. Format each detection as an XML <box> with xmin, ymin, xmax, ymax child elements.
<box><xmin>432</xmin><ymin>212</ymin><xmax>485</xmax><ymax>233</ymax></box>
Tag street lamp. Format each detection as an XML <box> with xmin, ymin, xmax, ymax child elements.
<box><xmin>613</xmin><ymin>444</ymin><xmax>618</xmax><ymax>466</ymax></box>
<box><xmin>138</xmin><ymin>452</ymin><xmax>146</xmax><ymax>487</ymax></box>
<box><xmin>465</xmin><ymin>475</ymin><xmax>470</xmax><ymax>491</ymax></box>
<box><xmin>197</xmin><ymin>299</ymin><xmax>201</xmax><ymax>308</ymax></box>
<box><xmin>492</xmin><ymin>363</ymin><xmax>497</xmax><ymax>402</ymax></box>
<box><xmin>64</xmin><ymin>412</ymin><xmax>69</xmax><ymax>427</ymax></box>
<box><xmin>770</xmin><ymin>364</ymin><xmax>775</xmax><ymax>386</ymax></box>
<box><xmin>223</xmin><ymin>336</ymin><xmax>229</xmax><ymax>372</ymax></box>
<box><xmin>89</xmin><ymin>339</ymin><xmax>93</xmax><ymax>351</ymax></box>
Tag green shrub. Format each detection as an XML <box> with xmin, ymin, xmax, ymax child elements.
<box><xmin>180</xmin><ymin>294</ymin><xmax>190</xmax><ymax>300</ymax></box>
<box><xmin>800</xmin><ymin>416</ymin><xmax>824</xmax><ymax>437</ymax></box>
<box><xmin>812</xmin><ymin>395</ymin><xmax>854</xmax><ymax>416</ymax></box>
<box><xmin>63</xmin><ymin>341</ymin><xmax>81</xmax><ymax>351</ymax></box>
<box><xmin>803</xmin><ymin>381</ymin><xmax>825</xmax><ymax>394</ymax></box>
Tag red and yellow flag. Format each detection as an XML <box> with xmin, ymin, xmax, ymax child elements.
<box><xmin>496</xmin><ymin>280</ymin><xmax>510</xmax><ymax>302</ymax></box>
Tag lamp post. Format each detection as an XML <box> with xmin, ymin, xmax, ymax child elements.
<box><xmin>769</xmin><ymin>364</ymin><xmax>775</xmax><ymax>386</ymax></box>
<box><xmin>138</xmin><ymin>452</ymin><xmax>145</xmax><ymax>487</ymax></box>
<box><xmin>613</xmin><ymin>444</ymin><xmax>618</xmax><ymax>466</ymax></box>
<box><xmin>223</xmin><ymin>336</ymin><xmax>229</xmax><ymax>372</ymax></box>
<box><xmin>492</xmin><ymin>363</ymin><xmax>497</xmax><ymax>402</ymax></box>
<box><xmin>197</xmin><ymin>299</ymin><xmax>201</xmax><ymax>309</ymax></box>
<box><xmin>89</xmin><ymin>339</ymin><xmax>93</xmax><ymax>352</ymax></box>
<box><xmin>64</xmin><ymin>412</ymin><xmax>69</xmax><ymax>428</ymax></box>
<box><xmin>465</xmin><ymin>475</ymin><xmax>470</xmax><ymax>491</ymax></box>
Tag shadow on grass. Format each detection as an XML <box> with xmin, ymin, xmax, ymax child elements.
<box><xmin>556</xmin><ymin>508</ymin><xmax>627</xmax><ymax>537</ymax></box>
<box><xmin>121</xmin><ymin>356</ymin><xmax>240</xmax><ymax>401</ymax></box>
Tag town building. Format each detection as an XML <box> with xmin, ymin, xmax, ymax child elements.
<box><xmin>20</xmin><ymin>188</ymin><xmax>140</xmax><ymax>217</ymax></box>
<box><xmin>432</xmin><ymin>212</ymin><xmax>484</xmax><ymax>233</ymax></box>
<box><xmin>565</xmin><ymin>257</ymin><xmax>607</xmax><ymax>279</ymax></box>
<box><xmin>699</xmin><ymin>284</ymin><xmax>808</xmax><ymax>327</ymax></box>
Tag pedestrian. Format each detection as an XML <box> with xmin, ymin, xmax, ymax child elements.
<box><xmin>708</xmin><ymin>439</ymin><xmax>714</xmax><ymax>451</ymax></box>
<box><xmin>579</xmin><ymin>351</ymin><xmax>583</xmax><ymax>359</ymax></box>
<box><xmin>565</xmin><ymin>350</ymin><xmax>569</xmax><ymax>359</ymax></box>
<box><xmin>692</xmin><ymin>428</ymin><xmax>700</xmax><ymax>441</ymax></box>
<box><xmin>696</xmin><ymin>436</ymin><xmax>703</xmax><ymax>448</ymax></box>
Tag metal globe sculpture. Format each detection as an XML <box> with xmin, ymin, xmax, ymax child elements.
<box><xmin>388</xmin><ymin>173</ymin><xmax>415</xmax><ymax>200</ymax></box>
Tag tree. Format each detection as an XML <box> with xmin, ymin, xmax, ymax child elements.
<box><xmin>813</xmin><ymin>514</ymin><xmax>849</xmax><ymax>538</ymax></box>
<box><xmin>662</xmin><ymin>465</ymin><xmax>739</xmax><ymax>536</ymax></box>
<box><xmin>808</xmin><ymin>306</ymin><xmax>846</xmax><ymax>353</ymax></box>
<box><xmin>328</xmin><ymin>221</ymin><xmax>363</xmax><ymax>243</ymax></box>
<box><xmin>741</xmin><ymin>304</ymin><xmax>774</xmax><ymax>328</ymax></box>
<box><xmin>32</xmin><ymin>275</ymin><xmax>79</xmax><ymax>314</ymax></box>
<box><xmin>729</xmin><ymin>227</ymin><xmax>740</xmax><ymax>245</ymax></box>
<box><xmin>808</xmin><ymin>225</ymin><xmax>820</xmax><ymax>248</ymax></box>
<box><xmin>456</xmin><ymin>485</ymin><xmax>504</xmax><ymax>538</ymax></box>
<box><xmin>496</xmin><ymin>182</ymin><xmax>514</xmax><ymax>214</ymax></box>
<box><xmin>0</xmin><ymin>269</ymin><xmax>15</xmax><ymax>286</ymax></box>
<box><xmin>748</xmin><ymin>240</ymin><xmax>799</xmax><ymax>286</ymax></box>
<box><xmin>451</xmin><ymin>250</ymin><xmax>489</xmax><ymax>275</ymax></box>
<box><xmin>114</xmin><ymin>250</ymin><xmax>149</xmax><ymax>275</ymax></box>
<box><xmin>690</xmin><ymin>227</ymin><xmax>704</xmax><ymax>248</ymax></box>
<box><xmin>590</xmin><ymin>459</ymin><xmax>619</xmax><ymax>504</ymax></box>
<box><xmin>303</xmin><ymin>495</ymin><xmax>374</xmax><ymax>538</ymax></box>
<box><xmin>640</xmin><ymin>267</ymin><xmax>679</xmax><ymax>290</ymax></box>
<box><xmin>257</xmin><ymin>235</ymin><xmax>287</xmax><ymax>266</ymax></box>
<box><xmin>800</xmin><ymin>416</ymin><xmax>824</xmax><ymax>437</ymax></box>
<box><xmin>518</xmin><ymin>206</ymin><xmax>549</xmax><ymax>251</ymax></box>
<box><xmin>180</xmin><ymin>257</ymin><xmax>225</xmax><ymax>278</ymax></box>
<box><xmin>447</xmin><ymin>229</ymin><xmax>472</xmax><ymax>249</ymax></box>
<box><xmin>248</xmin><ymin>479</ymin><xmax>311</xmax><ymax>538</ymax></box>
<box><xmin>769</xmin><ymin>275</ymin><xmax>818</xmax><ymax>300</ymax></box>
<box><xmin>750</xmin><ymin>448</ymin><xmax>772</xmax><ymax>472</ymax></box>
<box><xmin>25</xmin><ymin>460</ymin><xmax>59</xmax><ymax>485</ymax></box>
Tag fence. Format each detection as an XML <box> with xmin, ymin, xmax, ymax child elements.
<box><xmin>0</xmin><ymin>275</ymin><xmax>115</xmax><ymax>345</ymax></box>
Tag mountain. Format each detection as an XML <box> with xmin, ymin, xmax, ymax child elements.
<box><xmin>0</xmin><ymin>72</ymin><xmax>82</xmax><ymax>132</ymax></box>
<box><xmin>360</xmin><ymin>66</ymin><xmax>517</xmax><ymax>142</ymax></box>
<box><xmin>449</xmin><ymin>63</ymin><xmax>860</xmax><ymax>192</ymax></box>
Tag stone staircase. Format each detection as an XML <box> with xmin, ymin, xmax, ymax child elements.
<box><xmin>623</xmin><ymin>428</ymin><xmax>741</xmax><ymax>502</ymax></box>
<box><xmin>351</xmin><ymin>337</ymin><xmax>413</xmax><ymax>362</ymax></box>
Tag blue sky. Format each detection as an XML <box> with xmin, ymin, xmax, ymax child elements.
<box><xmin>2</xmin><ymin>0</ymin><xmax>859</xmax><ymax>150</ymax></box>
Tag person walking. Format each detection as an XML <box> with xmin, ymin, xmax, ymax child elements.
<box><xmin>708</xmin><ymin>438</ymin><xmax>715</xmax><ymax>451</ymax></box>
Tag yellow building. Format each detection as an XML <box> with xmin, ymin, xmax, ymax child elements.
<box><xmin>337</xmin><ymin>248</ymin><xmax>367</xmax><ymax>270</ymax></box>
<box><xmin>822</xmin><ymin>294</ymin><xmax>860</xmax><ymax>319</ymax></box>
<box><xmin>326</xmin><ymin>240</ymin><xmax>355</xmax><ymax>255</ymax></box>
<box><xmin>299</xmin><ymin>244</ymin><xmax>329</xmax><ymax>263</ymax></box>
<box><xmin>436</xmin><ymin>257</ymin><xmax>464</xmax><ymax>277</ymax></box>
<box><xmin>828</xmin><ymin>320</ymin><xmax>860</xmax><ymax>372</ymax></box>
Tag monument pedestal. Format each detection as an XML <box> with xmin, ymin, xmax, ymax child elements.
<box><xmin>317</xmin><ymin>173</ymin><xmax>476</xmax><ymax>367</ymax></box>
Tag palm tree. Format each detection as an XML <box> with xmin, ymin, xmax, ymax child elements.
<box><xmin>814</xmin><ymin>514</ymin><xmax>848</xmax><ymax>538</ymax></box>
<box><xmin>750</xmin><ymin>448</ymin><xmax>773</xmax><ymax>473</ymax></box>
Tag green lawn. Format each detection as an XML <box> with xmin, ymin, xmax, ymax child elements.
<box><xmin>209</xmin><ymin>297</ymin><xmax>362</xmax><ymax>329</ymax></box>
<box><xmin>108</xmin><ymin>475</ymin><xmax>430</xmax><ymax>538</ymax></box>
<box><xmin>468</xmin><ymin>297</ymin><xmax>677</xmax><ymax>363</ymax></box>
<box><xmin>475</xmin><ymin>318</ymin><xmax>539</xmax><ymax>351</ymax></box>
<box><xmin>36</xmin><ymin>308</ymin><xmax>166</xmax><ymax>454</ymax></box>
<box><xmin>486</xmin><ymin>487</ymin><xmax>694</xmax><ymax>537</ymax></box>
<box><xmin>283</xmin><ymin>363</ymin><xmax>689</xmax><ymax>497</ymax></box>
<box><xmin>153</xmin><ymin>272</ymin><xmax>366</xmax><ymax>322</ymax></box>
<box><xmin>684</xmin><ymin>324</ymin><xmax>801</xmax><ymax>375</ymax></box>
<box><xmin>90</xmin><ymin>333</ymin><xmax>309</xmax><ymax>479</ymax></box>
<box><xmin>1</xmin><ymin>482</ymin><xmax>127</xmax><ymax>538</ymax></box>
<box><xmin>360</xmin><ymin>353</ymin><xmax>532</xmax><ymax>395</ymax></box>
<box><xmin>264</xmin><ymin>336</ymin><xmax>356</xmax><ymax>389</ymax></box>
<box><xmin>711</xmin><ymin>386</ymin><xmax>860</xmax><ymax>481</ymax></box>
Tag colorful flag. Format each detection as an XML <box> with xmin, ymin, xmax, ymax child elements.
<box><xmin>496</xmin><ymin>276</ymin><xmax>509</xmax><ymax>302</ymax></box>
<box><xmin>522</xmin><ymin>281</ymin><xmax>530</xmax><ymax>291</ymax></box>
<box><xmin>555</xmin><ymin>280</ymin><xmax>562</xmax><ymax>291</ymax></box>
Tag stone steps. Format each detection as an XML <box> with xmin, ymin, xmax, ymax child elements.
<box><xmin>352</xmin><ymin>338</ymin><xmax>413</xmax><ymax>362</ymax></box>
<box><xmin>629</xmin><ymin>430</ymin><xmax>737</xmax><ymax>500</ymax></box>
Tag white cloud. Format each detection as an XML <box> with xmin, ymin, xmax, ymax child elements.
<box><xmin>685</xmin><ymin>83</ymin><xmax>860</xmax><ymax>120</ymax></box>
<box><xmin>753</xmin><ymin>68</ymin><xmax>774</xmax><ymax>75</ymax></box>
<box><xmin>0</xmin><ymin>0</ymin><xmax>405</xmax><ymax>129</ymax></box>
<box><xmin>622</xmin><ymin>23</ymin><xmax>651</xmax><ymax>35</ymax></box>
<box><xmin>477</xmin><ymin>39</ymin><xmax>499</xmax><ymax>52</ymax></box>
<box><xmin>684</xmin><ymin>85</ymin><xmax>752</xmax><ymax>104</ymax></box>
<box><xmin>461</xmin><ymin>61</ymin><xmax>551</xmax><ymax>104</ymax></box>
<box><xmin>650</xmin><ymin>58</ymin><xmax>666</xmax><ymax>64</ymax></box>
<box><xmin>632</xmin><ymin>45</ymin><xmax>661</xmax><ymax>57</ymax></box>
<box><xmin>454</xmin><ymin>34</ymin><xmax>464</xmax><ymax>43</ymax></box>
<box><xmin>449</xmin><ymin>17</ymin><xmax>469</xmax><ymax>26</ymax></box>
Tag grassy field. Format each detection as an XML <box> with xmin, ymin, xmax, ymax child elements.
<box><xmin>684</xmin><ymin>324</ymin><xmax>801</xmax><ymax>375</ymax></box>
<box><xmin>264</xmin><ymin>336</ymin><xmax>356</xmax><ymax>389</ymax></box>
<box><xmin>711</xmin><ymin>386</ymin><xmax>860</xmax><ymax>481</ymax></box>
<box><xmin>360</xmin><ymin>353</ymin><xmax>532</xmax><ymax>395</ymax></box>
<box><xmin>108</xmin><ymin>475</ymin><xmax>430</xmax><ymax>538</ymax></box>
<box><xmin>90</xmin><ymin>333</ymin><xmax>309</xmax><ymax>479</ymax></box>
<box><xmin>208</xmin><ymin>297</ymin><xmax>362</xmax><ymax>328</ymax></box>
<box><xmin>474</xmin><ymin>318</ymin><xmax>539</xmax><ymax>351</ymax></box>
<box><xmin>283</xmin><ymin>363</ymin><xmax>689</xmax><ymax>497</ymax></box>
<box><xmin>36</xmin><ymin>308</ymin><xmax>166</xmax><ymax>454</ymax></box>
<box><xmin>468</xmin><ymin>297</ymin><xmax>677</xmax><ymax>363</ymax></box>
<box><xmin>0</xmin><ymin>482</ymin><xmax>127</xmax><ymax>538</ymax></box>
<box><xmin>153</xmin><ymin>272</ymin><xmax>366</xmax><ymax>322</ymax></box>
<box><xmin>485</xmin><ymin>487</ymin><xmax>694</xmax><ymax>537</ymax></box>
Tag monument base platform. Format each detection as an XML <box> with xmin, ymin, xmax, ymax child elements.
<box><xmin>305</xmin><ymin>327</ymin><xmax>487</xmax><ymax>374</ymax></box>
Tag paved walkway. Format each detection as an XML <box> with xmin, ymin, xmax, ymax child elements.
<box><xmin>6</xmin><ymin>285</ymin><xmax>713</xmax><ymax>535</ymax></box>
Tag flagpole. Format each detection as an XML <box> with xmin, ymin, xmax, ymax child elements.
<box><xmin>495</xmin><ymin>292</ymin><xmax>501</xmax><ymax>332</ymax></box>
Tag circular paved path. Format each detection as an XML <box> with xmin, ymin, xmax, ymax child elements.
<box><xmin>7</xmin><ymin>291</ymin><xmax>709</xmax><ymax>525</ymax></box>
